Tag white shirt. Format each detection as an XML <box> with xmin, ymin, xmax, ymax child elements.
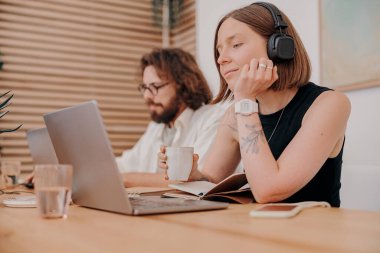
<box><xmin>116</xmin><ymin>104</ymin><xmax>225</xmax><ymax>173</ymax></box>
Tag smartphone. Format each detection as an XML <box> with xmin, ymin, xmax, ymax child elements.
<box><xmin>249</xmin><ymin>203</ymin><xmax>303</xmax><ymax>218</ymax></box>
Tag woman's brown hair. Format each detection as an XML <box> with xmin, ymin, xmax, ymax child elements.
<box><xmin>140</xmin><ymin>48</ymin><xmax>212</xmax><ymax>110</ymax></box>
<box><xmin>213</xmin><ymin>3</ymin><xmax>311</xmax><ymax>103</ymax></box>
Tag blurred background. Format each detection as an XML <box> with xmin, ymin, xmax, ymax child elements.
<box><xmin>0</xmin><ymin>0</ymin><xmax>196</xmax><ymax>171</ymax></box>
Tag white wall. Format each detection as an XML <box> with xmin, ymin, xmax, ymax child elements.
<box><xmin>196</xmin><ymin>0</ymin><xmax>380</xmax><ymax>211</ymax></box>
<box><xmin>344</xmin><ymin>87</ymin><xmax>380</xmax><ymax>165</ymax></box>
<box><xmin>341</xmin><ymin>86</ymin><xmax>380</xmax><ymax>211</ymax></box>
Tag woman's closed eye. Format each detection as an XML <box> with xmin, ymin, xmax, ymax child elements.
<box><xmin>233</xmin><ymin>43</ymin><xmax>243</xmax><ymax>49</ymax></box>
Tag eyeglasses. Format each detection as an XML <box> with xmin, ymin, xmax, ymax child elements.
<box><xmin>137</xmin><ymin>82</ymin><xmax>169</xmax><ymax>96</ymax></box>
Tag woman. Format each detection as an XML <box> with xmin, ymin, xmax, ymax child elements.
<box><xmin>159</xmin><ymin>2</ymin><xmax>350</xmax><ymax>207</ymax></box>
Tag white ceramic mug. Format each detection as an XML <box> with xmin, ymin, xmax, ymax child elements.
<box><xmin>166</xmin><ymin>147</ymin><xmax>194</xmax><ymax>181</ymax></box>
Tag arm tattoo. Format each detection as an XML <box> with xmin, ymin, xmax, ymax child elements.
<box><xmin>240</xmin><ymin>124</ymin><xmax>265</xmax><ymax>154</ymax></box>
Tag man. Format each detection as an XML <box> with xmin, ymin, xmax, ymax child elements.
<box><xmin>116</xmin><ymin>48</ymin><xmax>225</xmax><ymax>187</ymax></box>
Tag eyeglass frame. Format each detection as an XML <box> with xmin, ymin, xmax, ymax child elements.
<box><xmin>137</xmin><ymin>82</ymin><xmax>170</xmax><ymax>96</ymax></box>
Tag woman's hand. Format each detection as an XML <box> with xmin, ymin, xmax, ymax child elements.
<box><xmin>233</xmin><ymin>57</ymin><xmax>278</xmax><ymax>100</ymax></box>
<box><xmin>157</xmin><ymin>145</ymin><xmax>205</xmax><ymax>181</ymax></box>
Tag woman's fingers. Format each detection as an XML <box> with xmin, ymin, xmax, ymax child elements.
<box><xmin>240</xmin><ymin>63</ymin><xmax>249</xmax><ymax>79</ymax></box>
<box><xmin>248</xmin><ymin>58</ymin><xmax>259</xmax><ymax>78</ymax></box>
<box><xmin>264</xmin><ymin>60</ymin><xmax>274</xmax><ymax>82</ymax></box>
<box><xmin>245</xmin><ymin>57</ymin><xmax>275</xmax><ymax>83</ymax></box>
<box><xmin>256</xmin><ymin>58</ymin><xmax>268</xmax><ymax>78</ymax></box>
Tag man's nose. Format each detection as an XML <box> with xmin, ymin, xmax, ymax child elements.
<box><xmin>143</xmin><ymin>89</ymin><xmax>154</xmax><ymax>100</ymax></box>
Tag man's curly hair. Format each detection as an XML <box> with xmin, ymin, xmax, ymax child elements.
<box><xmin>140</xmin><ymin>48</ymin><xmax>212</xmax><ymax>110</ymax></box>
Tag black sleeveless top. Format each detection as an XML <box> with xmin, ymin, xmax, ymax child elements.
<box><xmin>259</xmin><ymin>82</ymin><xmax>343</xmax><ymax>207</ymax></box>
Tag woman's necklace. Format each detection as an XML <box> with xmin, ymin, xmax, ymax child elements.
<box><xmin>267</xmin><ymin>107</ymin><xmax>285</xmax><ymax>143</ymax></box>
<box><xmin>261</xmin><ymin>89</ymin><xmax>294</xmax><ymax>143</ymax></box>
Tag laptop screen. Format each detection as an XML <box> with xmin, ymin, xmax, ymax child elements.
<box><xmin>44</xmin><ymin>100</ymin><xmax>133</xmax><ymax>214</ymax></box>
<box><xmin>26</xmin><ymin>127</ymin><xmax>59</xmax><ymax>165</ymax></box>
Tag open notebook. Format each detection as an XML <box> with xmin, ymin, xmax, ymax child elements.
<box><xmin>164</xmin><ymin>173</ymin><xmax>254</xmax><ymax>204</ymax></box>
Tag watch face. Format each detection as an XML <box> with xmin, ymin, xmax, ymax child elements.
<box><xmin>241</xmin><ymin>101</ymin><xmax>251</xmax><ymax>112</ymax></box>
<box><xmin>235</xmin><ymin>99</ymin><xmax>257</xmax><ymax>115</ymax></box>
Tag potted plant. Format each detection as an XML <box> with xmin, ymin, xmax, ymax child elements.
<box><xmin>0</xmin><ymin>52</ymin><xmax>22</xmax><ymax>134</ymax></box>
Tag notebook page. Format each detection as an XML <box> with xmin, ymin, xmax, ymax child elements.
<box><xmin>168</xmin><ymin>181</ymin><xmax>216</xmax><ymax>196</ymax></box>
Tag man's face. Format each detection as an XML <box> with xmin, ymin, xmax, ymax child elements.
<box><xmin>142</xmin><ymin>66</ymin><xmax>182</xmax><ymax>124</ymax></box>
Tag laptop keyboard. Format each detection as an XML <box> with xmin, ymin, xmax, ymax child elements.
<box><xmin>129</xmin><ymin>196</ymin><xmax>200</xmax><ymax>209</ymax></box>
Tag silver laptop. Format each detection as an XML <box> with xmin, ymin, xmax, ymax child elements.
<box><xmin>43</xmin><ymin>100</ymin><xmax>228</xmax><ymax>215</ymax></box>
<box><xmin>26</xmin><ymin>127</ymin><xmax>59</xmax><ymax>164</ymax></box>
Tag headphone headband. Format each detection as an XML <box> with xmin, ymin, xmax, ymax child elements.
<box><xmin>250</xmin><ymin>2</ymin><xmax>295</xmax><ymax>62</ymax></box>
<box><xmin>253</xmin><ymin>2</ymin><xmax>288</xmax><ymax>31</ymax></box>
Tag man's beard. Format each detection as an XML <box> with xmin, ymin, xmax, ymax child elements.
<box><xmin>146</xmin><ymin>95</ymin><xmax>182</xmax><ymax>124</ymax></box>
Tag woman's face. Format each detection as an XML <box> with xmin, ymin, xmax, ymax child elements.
<box><xmin>216</xmin><ymin>18</ymin><xmax>268</xmax><ymax>90</ymax></box>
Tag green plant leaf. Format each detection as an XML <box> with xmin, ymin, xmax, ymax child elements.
<box><xmin>0</xmin><ymin>92</ymin><xmax>13</xmax><ymax>110</ymax></box>
<box><xmin>0</xmin><ymin>90</ymin><xmax>22</xmax><ymax>134</ymax></box>
<box><xmin>0</xmin><ymin>124</ymin><xmax>22</xmax><ymax>134</ymax></box>
<box><xmin>0</xmin><ymin>90</ymin><xmax>11</xmax><ymax>98</ymax></box>
<box><xmin>0</xmin><ymin>110</ymin><xmax>9</xmax><ymax>119</ymax></box>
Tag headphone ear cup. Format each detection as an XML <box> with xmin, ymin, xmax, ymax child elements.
<box><xmin>267</xmin><ymin>33</ymin><xmax>295</xmax><ymax>62</ymax></box>
<box><xmin>267</xmin><ymin>33</ymin><xmax>281</xmax><ymax>61</ymax></box>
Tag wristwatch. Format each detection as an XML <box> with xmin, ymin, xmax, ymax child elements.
<box><xmin>234</xmin><ymin>99</ymin><xmax>259</xmax><ymax>116</ymax></box>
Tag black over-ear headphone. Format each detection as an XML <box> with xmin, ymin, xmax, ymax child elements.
<box><xmin>252</xmin><ymin>2</ymin><xmax>295</xmax><ymax>62</ymax></box>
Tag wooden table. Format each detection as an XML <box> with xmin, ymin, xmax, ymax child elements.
<box><xmin>1</xmin><ymin>193</ymin><xmax>380</xmax><ymax>253</ymax></box>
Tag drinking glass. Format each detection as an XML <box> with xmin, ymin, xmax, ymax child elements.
<box><xmin>34</xmin><ymin>164</ymin><xmax>73</xmax><ymax>218</ymax></box>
